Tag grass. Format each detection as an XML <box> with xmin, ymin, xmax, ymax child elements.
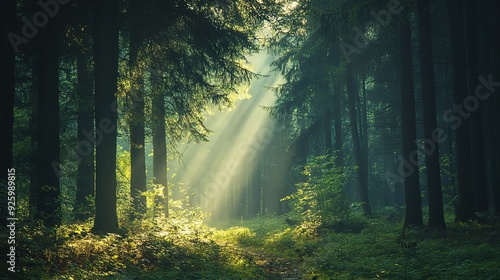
<box><xmin>209</xmin><ymin>210</ymin><xmax>500</xmax><ymax>279</ymax></box>
<box><xmin>12</xmin><ymin>209</ymin><xmax>500</xmax><ymax>279</ymax></box>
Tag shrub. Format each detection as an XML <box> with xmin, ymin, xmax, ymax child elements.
<box><xmin>283</xmin><ymin>155</ymin><xmax>351</xmax><ymax>227</ymax></box>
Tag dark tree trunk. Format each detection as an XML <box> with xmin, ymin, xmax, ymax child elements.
<box><xmin>464</xmin><ymin>0</ymin><xmax>488</xmax><ymax>213</ymax></box>
<box><xmin>0</xmin><ymin>0</ymin><xmax>16</xmax><ymax>225</ymax></box>
<box><xmin>249</xmin><ymin>160</ymin><xmax>262</xmax><ymax>217</ymax></box>
<box><xmin>36</xmin><ymin>15</ymin><xmax>63</xmax><ymax>228</ymax></box>
<box><xmin>151</xmin><ymin>69</ymin><xmax>169</xmax><ymax>218</ymax></box>
<box><xmin>129</xmin><ymin>0</ymin><xmax>146</xmax><ymax>220</ymax></box>
<box><xmin>333</xmin><ymin>85</ymin><xmax>343</xmax><ymax>167</ymax></box>
<box><xmin>323</xmin><ymin>83</ymin><xmax>332</xmax><ymax>155</ymax></box>
<box><xmin>129</xmin><ymin>92</ymin><xmax>146</xmax><ymax>221</ymax></box>
<box><xmin>29</xmin><ymin>58</ymin><xmax>38</xmax><ymax>218</ymax></box>
<box><xmin>361</xmin><ymin>74</ymin><xmax>369</xmax><ymax>190</ymax></box>
<box><xmin>417</xmin><ymin>0</ymin><xmax>446</xmax><ymax>228</ymax></box>
<box><xmin>324</xmin><ymin>102</ymin><xmax>332</xmax><ymax>154</ymax></box>
<box><xmin>479</xmin><ymin>0</ymin><xmax>495</xmax><ymax>214</ymax></box>
<box><xmin>92</xmin><ymin>0</ymin><xmax>120</xmax><ymax>233</ymax></box>
<box><xmin>346</xmin><ymin>64</ymin><xmax>371</xmax><ymax>215</ymax></box>
<box><xmin>399</xmin><ymin>13</ymin><xmax>423</xmax><ymax>227</ymax></box>
<box><xmin>447</xmin><ymin>0</ymin><xmax>476</xmax><ymax>221</ymax></box>
<box><xmin>75</xmin><ymin>53</ymin><xmax>95</xmax><ymax>221</ymax></box>
<box><xmin>491</xmin><ymin>0</ymin><xmax>500</xmax><ymax>215</ymax></box>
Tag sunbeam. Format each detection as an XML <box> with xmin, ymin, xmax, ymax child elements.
<box><xmin>169</xmin><ymin>51</ymin><xmax>285</xmax><ymax>220</ymax></box>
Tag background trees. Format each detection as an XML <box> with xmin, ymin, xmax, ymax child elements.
<box><xmin>3</xmin><ymin>0</ymin><xmax>500</xmax><ymax>239</ymax></box>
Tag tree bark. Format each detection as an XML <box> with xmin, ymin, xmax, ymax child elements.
<box><xmin>361</xmin><ymin>74</ymin><xmax>369</xmax><ymax>192</ymax></box>
<box><xmin>491</xmin><ymin>0</ymin><xmax>500</xmax><ymax>215</ymax></box>
<box><xmin>333</xmin><ymin>85</ymin><xmax>343</xmax><ymax>167</ymax></box>
<box><xmin>36</xmin><ymin>13</ymin><xmax>63</xmax><ymax>228</ymax></box>
<box><xmin>447</xmin><ymin>0</ymin><xmax>476</xmax><ymax>221</ymax></box>
<box><xmin>29</xmin><ymin>57</ymin><xmax>38</xmax><ymax>219</ymax></box>
<box><xmin>92</xmin><ymin>0</ymin><xmax>120</xmax><ymax>233</ymax></box>
<box><xmin>399</xmin><ymin>13</ymin><xmax>423</xmax><ymax>227</ymax></box>
<box><xmin>417</xmin><ymin>0</ymin><xmax>446</xmax><ymax>228</ymax></box>
<box><xmin>464</xmin><ymin>0</ymin><xmax>488</xmax><ymax>213</ymax></box>
<box><xmin>0</xmin><ymin>0</ymin><xmax>16</xmax><ymax>225</ymax></box>
<box><xmin>128</xmin><ymin>0</ymin><xmax>147</xmax><ymax>221</ymax></box>
<box><xmin>250</xmin><ymin>160</ymin><xmax>262</xmax><ymax>217</ymax></box>
<box><xmin>324</xmin><ymin>102</ymin><xmax>332</xmax><ymax>154</ymax></box>
<box><xmin>346</xmin><ymin>64</ymin><xmax>371</xmax><ymax>215</ymax></box>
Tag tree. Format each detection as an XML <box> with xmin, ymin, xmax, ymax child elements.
<box><xmin>333</xmin><ymin>85</ymin><xmax>343</xmax><ymax>167</ymax></box>
<box><xmin>346</xmin><ymin>63</ymin><xmax>372</xmax><ymax>215</ymax></box>
<box><xmin>36</xmin><ymin>5</ymin><xmax>64</xmax><ymax>227</ymax></box>
<box><xmin>399</xmin><ymin>9</ymin><xmax>423</xmax><ymax>227</ymax></box>
<box><xmin>69</xmin><ymin>0</ymin><xmax>95</xmax><ymax>222</ymax></box>
<box><xmin>417</xmin><ymin>0</ymin><xmax>445</xmax><ymax>228</ymax></box>
<box><xmin>491</xmin><ymin>0</ymin><xmax>500</xmax><ymax>215</ymax></box>
<box><xmin>464</xmin><ymin>0</ymin><xmax>488</xmax><ymax>213</ymax></box>
<box><xmin>92</xmin><ymin>0</ymin><xmax>120</xmax><ymax>233</ymax></box>
<box><xmin>128</xmin><ymin>0</ymin><xmax>147</xmax><ymax>220</ymax></box>
<box><xmin>0</xmin><ymin>0</ymin><xmax>16</xmax><ymax>225</ymax></box>
<box><xmin>447</xmin><ymin>0</ymin><xmax>476</xmax><ymax>222</ymax></box>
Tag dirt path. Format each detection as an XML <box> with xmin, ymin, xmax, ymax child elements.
<box><xmin>218</xmin><ymin>242</ymin><xmax>304</xmax><ymax>279</ymax></box>
<box><xmin>244</xmin><ymin>248</ymin><xmax>303</xmax><ymax>280</ymax></box>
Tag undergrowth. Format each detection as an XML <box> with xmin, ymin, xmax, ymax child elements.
<box><xmin>9</xmin><ymin>208</ymin><xmax>500</xmax><ymax>279</ymax></box>
<box><xmin>13</xmin><ymin>211</ymin><xmax>267</xmax><ymax>280</ymax></box>
<box><xmin>210</xmin><ymin>209</ymin><xmax>500</xmax><ymax>280</ymax></box>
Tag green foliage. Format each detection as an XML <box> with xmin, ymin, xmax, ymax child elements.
<box><xmin>284</xmin><ymin>155</ymin><xmax>351</xmax><ymax>226</ymax></box>
<box><xmin>440</xmin><ymin>153</ymin><xmax>458</xmax><ymax>207</ymax></box>
<box><xmin>14</xmin><ymin>210</ymin><xmax>500</xmax><ymax>279</ymax></box>
<box><xmin>17</xmin><ymin>208</ymin><xmax>268</xmax><ymax>279</ymax></box>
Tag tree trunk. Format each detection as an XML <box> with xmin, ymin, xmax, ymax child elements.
<box><xmin>151</xmin><ymin>69</ymin><xmax>169</xmax><ymax>218</ymax></box>
<box><xmin>129</xmin><ymin>0</ymin><xmax>147</xmax><ymax>220</ymax></box>
<box><xmin>36</xmin><ymin>14</ymin><xmax>62</xmax><ymax>228</ymax></box>
<box><xmin>361</xmin><ymin>74</ymin><xmax>369</xmax><ymax>191</ymax></box>
<box><xmin>417</xmin><ymin>0</ymin><xmax>446</xmax><ymax>228</ymax></box>
<box><xmin>333</xmin><ymin>85</ymin><xmax>343</xmax><ymax>167</ymax></box>
<box><xmin>0</xmin><ymin>0</ymin><xmax>16</xmax><ymax>225</ymax></box>
<box><xmin>491</xmin><ymin>0</ymin><xmax>500</xmax><ymax>215</ymax></box>
<box><xmin>29</xmin><ymin>57</ymin><xmax>38</xmax><ymax>218</ymax></box>
<box><xmin>464</xmin><ymin>0</ymin><xmax>488</xmax><ymax>213</ymax></box>
<box><xmin>92</xmin><ymin>0</ymin><xmax>120</xmax><ymax>233</ymax></box>
<box><xmin>75</xmin><ymin>53</ymin><xmax>95</xmax><ymax>221</ymax></box>
<box><xmin>129</xmin><ymin>91</ymin><xmax>146</xmax><ymax>221</ymax></box>
<box><xmin>324</xmin><ymin>103</ymin><xmax>332</xmax><ymax>155</ymax></box>
<box><xmin>447</xmin><ymin>0</ymin><xmax>476</xmax><ymax>221</ymax></box>
<box><xmin>323</xmin><ymin>83</ymin><xmax>332</xmax><ymax>155</ymax></box>
<box><xmin>399</xmin><ymin>13</ymin><xmax>423</xmax><ymax>227</ymax></box>
<box><xmin>346</xmin><ymin>64</ymin><xmax>371</xmax><ymax>215</ymax></box>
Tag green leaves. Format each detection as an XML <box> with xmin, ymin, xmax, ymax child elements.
<box><xmin>285</xmin><ymin>155</ymin><xmax>351</xmax><ymax>226</ymax></box>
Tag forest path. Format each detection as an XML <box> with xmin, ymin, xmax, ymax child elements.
<box><xmin>236</xmin><ymin>245</ymin><xmax>304</xmax><ymax>279</ymax></box>
<box><xmin>250</xmin><ymin>250</ymin><xmax>303</xmax><ymax>279</ymax></box>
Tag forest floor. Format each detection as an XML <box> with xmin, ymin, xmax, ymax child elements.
<box><xmin>10</xmin><ymin>208</ymin><xmax>500</xmax><ymax>279</ymax></box>
<box><xmin>246</xmin><ymin>249</ymin><xmax>303</xmax><ymax>279</ymax></box>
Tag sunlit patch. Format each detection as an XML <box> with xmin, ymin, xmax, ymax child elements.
<box><xmin>170</xmin><ymin>51</ymin><xmax>285</xmax><ymax>219</ymax></box>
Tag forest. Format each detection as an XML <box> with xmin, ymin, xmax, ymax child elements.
<box><xmin>1</xmin><ymin>0</ymin><xmax>500</xmax><ymax>279</ymax></box>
